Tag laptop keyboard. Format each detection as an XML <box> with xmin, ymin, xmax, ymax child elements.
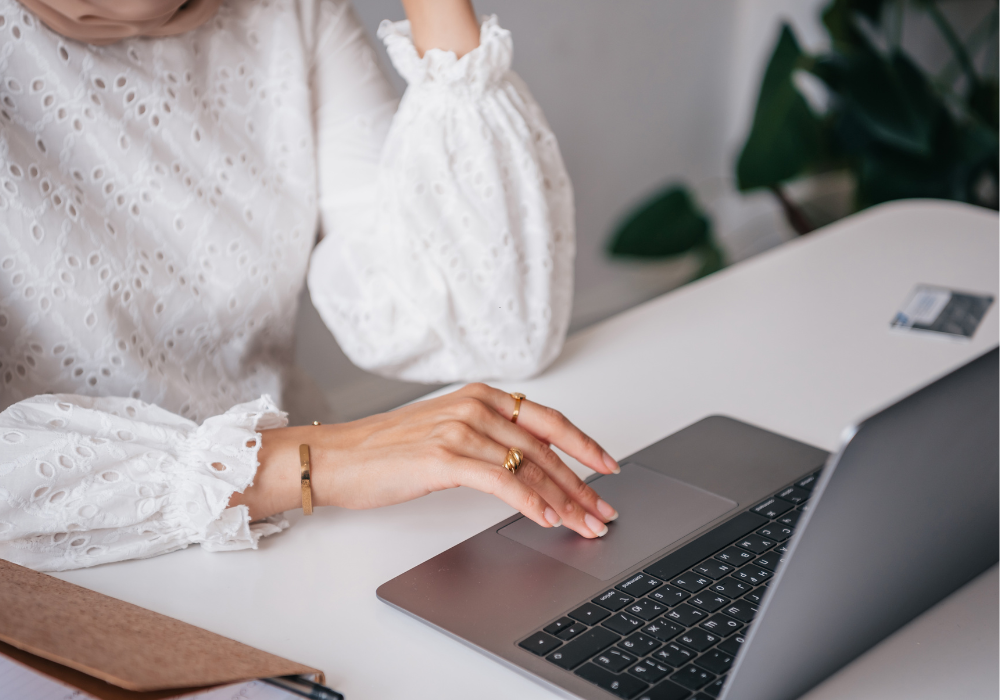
<box><xmin>518</xmin><ymin>471</ymin><xmax>821</xmax><ymax>700</ymax></box>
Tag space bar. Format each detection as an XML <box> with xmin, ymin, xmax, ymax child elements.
<box><xmin>643</xmin><ymin>511</ymin><xmax>769</xmax><ymax>582</ymax></box>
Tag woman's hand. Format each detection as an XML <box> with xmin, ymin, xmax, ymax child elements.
<box><xmin>231</xmin><ymin>383</ymin><xmax>620</xmax><ymax>538</ymax></box>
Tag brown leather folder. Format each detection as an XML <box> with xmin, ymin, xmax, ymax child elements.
<box><xmin>0</xmin><ymin>559</ymin><xmax>323</xmax><ymax>699</ymax></box>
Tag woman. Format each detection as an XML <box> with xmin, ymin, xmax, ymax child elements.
<box><xmin>0</xmin><ymin>0</ymin><xmax>620</xmax><ymax>572</ymax></box>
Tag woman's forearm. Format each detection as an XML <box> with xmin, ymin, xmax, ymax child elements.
<box><xmin>402</xmin><ymin>0</ymin><xmax>479</xmax><ymax>57</ymax></box>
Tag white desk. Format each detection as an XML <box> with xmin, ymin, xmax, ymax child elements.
<box><xmin>58</xmin><ymin>200</ymin><xmax>999</xmax><ymax>699</ymax></box>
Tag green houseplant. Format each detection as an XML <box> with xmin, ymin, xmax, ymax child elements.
<box><xmin>608</xmin><ymin>0</ymin><xmax>999</xmax><ymax>273</ymax></box>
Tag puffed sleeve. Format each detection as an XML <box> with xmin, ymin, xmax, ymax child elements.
<box><xmin>306</xmin><ymin>7</ymin><xmax>575</xmax><ymax>383</ymax></box>
<box><xmin>0</xmin><ymin>394</ymin><xmax>289</xmax><ymax>572</ymax></box>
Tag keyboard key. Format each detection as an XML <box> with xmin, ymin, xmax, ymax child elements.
<box><xmin>643</xmin><ymin>619</ymin><xmax>684</xmax><ymax>642</ymax></box>
<box><xmin>699</xmin><ymin>614</ymin><xmax>743</xmax><ymax>637</ymax></box>
<box><xmin>714</xmin><ymin>546</ymin><xmax>755</xmax><ymax>566</ymax></box>
<box><xmin>546</xmin><ymin>626</ymin><xmax>620</xmax><ymax>669</ymax></box>
<box><xmin>626</xmin><ymin>598</ymin><xmax>668</xmax><ymax>620</ymax></box>
<box><xmin>671</xmin><ymin>573</ymin><xmax>711</xmax><ymax>593</ymax></box>
<box><xmin>595</xmin><ymin>589</ymin><xmax>635</xmax><ymax>611</ymax></box>
<box><xmin>593</xmin><ymin>647</ymin><xmax>638</xmax><ymax>672</ymax></box>
<box><xmin>709</xmin><ymin>578</ymin><xmax>751</xmax><ymax>598</ymax></box>
<box><xmin>576</xmin><ymin>662</ymin><xmax>649</xmax><ymax>699</ymax></box>
<box><xmin>750</xmin><ymin>497</ymin><xmax>792</xmax><ymax>519</ymax></box>
<box><xmin>671</xmin><ymin>663</ymin><xmax>715</xmax><ymax>690</ymax></box>
<box><xmin>605</xmin><ymin>611</ymin><xmax>646</xmax><ymax>635</ymax></box>
<box><xmin>742</xmin><ymin>588</ymin><xmax>765</xmax><ymax>605</ymax></box>
<box><xmin>652</xmin><ymin>641</ymin><xmax>696</xmax><ymax>668</ymax></box>
<box><xmin>649</xmin><ymin>584</ymin><xmax>690</xmax><ymax>606</ymax></box>
<box><xmin>702</xmin><ymin>676</ymin><xmax>727</xmax><ymax>698</ymax></box>
<box><xmin>755</xmin><ymin>524</ymin><xmax>793</xmax><ymax>542</ymax></box>
<box><xmin>636</xmin><ymin>679</ymin><xmax>693</xmax><ymax>700</ymax></box>
<box><xmin>796</xmin><ymin>472</ymin><xmax>820</xmax><ymax>491</ymax></box>
<box><xmin>689</xmin><ymin>593</ymin><xmax>729</xmax><ymax>613</ymax></box>
<box><xmin>628</xmin><ymin>658</ymin><xmax>672</xmax><ymax>684</ymax></box>
<box><xmin>717</xmin><ymin>634</ymin><xmax>746</xmax><ymax>657</ymax></box>
<box><xmin>694</xmin><ymin>649</ymin><xmax>734</xmax><ymax>675</ymax></box>
<box><xmin>676</xmin><ymin>628</ymin><xmax>719</xmax><ymax>652</ymax></box>
<box><xmin>774</xmin><ymin>542</ymin><xmax>791</xmax><ymax>555</ymax></box>
<box><xmin>694</xmin><ymin>560</ymin><xmax>735</xmax><ymax>580</ymax></box>
<box><xmin>722</xmin><ymin>600</ymin><xmax>758</xmax><ymax>623</ymax></box>
<box><xmin>619</xmin><ymin>632</ymin><xmax>661</xmax><ymax>656</ymax></box>
<box><xmin>557</xmin><ymin>622</ymin><xmax>588</xmax><ymax>640</ymax></box>
<box><xmin>776</xmin><ymin>485</ymin><xmax>811</xmax><ymax>504</ymax></box>
<box><xmin>570</xmin><ymin>602</ymin><xmax>611</xmax><ymax>625</ymax></box>
<box><xmin>618</xmin><ymin>573</ymin><xmax>664</xmax><ymax>598</ymax></box>
<box><xmin>732</xmin><ymin>567</ymin><xmax>772</xmax><ymax>586</ymax></box>
<box><xmin>664</xmin><ymin>603</ymin><xmax>706</xmax><ymax>627</ymax></box>
<box><xmin>644</xmin><ymin>512</ymin><xmax>768</xmax><ymax>582</ymax></box>
<box><xmin>544</xmin><ymin>617</ymin><xmax>575</xmax><ymax>635</ymax></box>
<box><xmin>519</xmin><ymin>631</ymin><xmax>561</xmax><ymax>656</ymax></box>
<box><xmin>777</xmin><ymin>510</ymin><xmax>801</xmax><ymax>528</ymax></box>
<box><xmin>753</xmin><ymin>552</ymin><xmax>784</xmax><ymax>572</ymax></box>
<box><xmin>735</xmin><ymin>534</ymin><xmax>774</xmax><ymax>554</ymax></box>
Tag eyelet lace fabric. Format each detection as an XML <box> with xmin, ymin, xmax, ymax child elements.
<box><xmin>0</xmin><ymin>0</ymin><xmax>574</xmax><ymax>570</ymax></box>
<box><xmin>0</xmin><ymin>395</ymin><xmax>288</xmax><ymax>571</ymax></box>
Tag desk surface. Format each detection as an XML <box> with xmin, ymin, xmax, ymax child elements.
<box><xmin>58</xmin><ymin>200</ymin><xmax>999</xmax><ymax>699</ymax></box>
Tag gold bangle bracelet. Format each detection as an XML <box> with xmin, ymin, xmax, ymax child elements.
<box><xmin>299</xmin><ymin>444</ymin><xmax>314</xmax><ymax>516</ymax></box>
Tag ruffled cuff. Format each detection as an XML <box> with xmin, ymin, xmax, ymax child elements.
<box><xmin>163</xmin><ymin>395</ymin><xmax>290</xmax><ymax>552</ymax></box>
<box><xmin>378</xmin><ymin>15</ymin><xmax>512</xmax><ymax>95</ymax></box>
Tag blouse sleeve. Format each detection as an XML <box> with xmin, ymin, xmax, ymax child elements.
<box><xmin>0</xmin><ymin>394</ymin><xmax>289</xmax><ymax>572</ymax></box>
<box><xmin>305</xmin><ymin>6</ymin><xmax>575</xmax><ymax>383</ymax></box>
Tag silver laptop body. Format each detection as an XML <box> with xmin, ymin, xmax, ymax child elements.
<box><xmin>378</xmin><ymin>348</ymin><xmax>998</xmax><ymax>700</ymax></box>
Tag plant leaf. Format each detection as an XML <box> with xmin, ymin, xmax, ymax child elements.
<box><xmin>736</xmin><ymin>24</ymin><xmax>824</xmax><ymax>191</ymax></box>
<box><xmin>608</xmin><ymin>186</ymin><xmax>710</xmax><ymax>258</ymax></box>
<box><xmin>813</xmin><ymin>42</ymin><xmax>944</xmax><ymax>156</ymax></box>
<box><xmin>692</xmin><ymin>241</ymin><xmax>725</xmax><ymax>280</ymax></box>
<box><xmin>855</xmin><ymin>110</ymin><xmax>999</xmax><ymax>208</ymax></box>
<box><xmin>968</xmin><ymin>77</ymin><xmax>999</xmax><ymax>132</ymax></box>
<box><xmin>822</xmin><ymin>0</ymin><xmax>888</xmax><ymax>49</ymax></box>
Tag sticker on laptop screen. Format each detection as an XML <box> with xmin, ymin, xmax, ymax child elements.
<box><xmin>891</xmin><ymin>285</ymin><xmax>994</xmax><ymax>339</ymax></box>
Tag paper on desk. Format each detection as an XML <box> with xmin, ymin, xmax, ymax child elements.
<box><xmin>0</xmin><ymin>654</ymin><xmax>301</xmax><ymax>700</ymax></box>
<box><xmin>891</xmin><ymin>284</ymin><xmax>994</xmax><ymax>339</ymax></box>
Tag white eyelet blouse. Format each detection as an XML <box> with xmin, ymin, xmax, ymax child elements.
<box><xmin>0</xmin><ymin>0</ymin><xmax>575</xmax><ymax>571</ymax></box>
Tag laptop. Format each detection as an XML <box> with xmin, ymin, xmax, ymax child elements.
<box><xmin>377</xmin><ymin>348</ymin><xmax>999</xmax><ymax>700</ymax></box>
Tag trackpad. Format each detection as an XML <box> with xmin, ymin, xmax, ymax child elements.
<box><xmin>498</xmin><ymin>463</ymin><xmax>736</xmax><ymax>580</ymax></box>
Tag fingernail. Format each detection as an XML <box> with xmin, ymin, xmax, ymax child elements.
<box><xmin>596</xmin><ymin>499</ymin><xmax>618</xmax><ymax>521</ymax></box>
<box><xmin>603</xmin><ymin>452</ymin><xmax>620</xmax><ymax>474</ymax></box>
<box><xmin>544</xmin><ymin>507</ymin><xmax>563</xmax><ymax>527</ymax></box>
<box><xmin>584</xmin><ymin>513</ymin><xmax>609</xmax><ymax>537</ymax></box>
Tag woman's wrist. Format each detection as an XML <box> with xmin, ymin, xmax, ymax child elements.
<box><xmin>402</xmin><ymin>0</ymin><xmax>479</xmax><ymax>57</ymax></box>
<box><xmin>228</xmin><ymin>425</ymin><xmax>327</xmax><ymax>520</ymax></box>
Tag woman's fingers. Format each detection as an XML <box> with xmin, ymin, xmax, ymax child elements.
<box><xmin>463</xmin><ymin>405</ymin><xmax>619</xmax><ymax>526</ymax></box>
<box><xmin>453</xmin><ymin>455</ymin><xmax>607</xmax><ymax>539</ymax></box>
<box><xmin>464</xmin><ymin>384</ymin><xmax>619</xmax><ymax>476</ymax></box>
<box><xmin>445</xmin><ymin>424</ymin><xmax>608</xmax><ymax>537</ymax></box>
<box><xmin>451</xmin><ymin>457</ymin><xmax>557</xmax><ymax>530</ymax></box>
<box><xmin>514</xmin><ymin>460</ymin><xmax>609</xmax><ymax>538</ymax></box>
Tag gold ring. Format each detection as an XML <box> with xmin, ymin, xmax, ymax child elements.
<box><xmin>503</xmin><ymin>447</ymin><xmax>523</xmax><ymax>475</ymax></box>
<box><xmin>510</xmin><ymin>392</ymin><xmax>526</xmax><ymax>423</ymax></box>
